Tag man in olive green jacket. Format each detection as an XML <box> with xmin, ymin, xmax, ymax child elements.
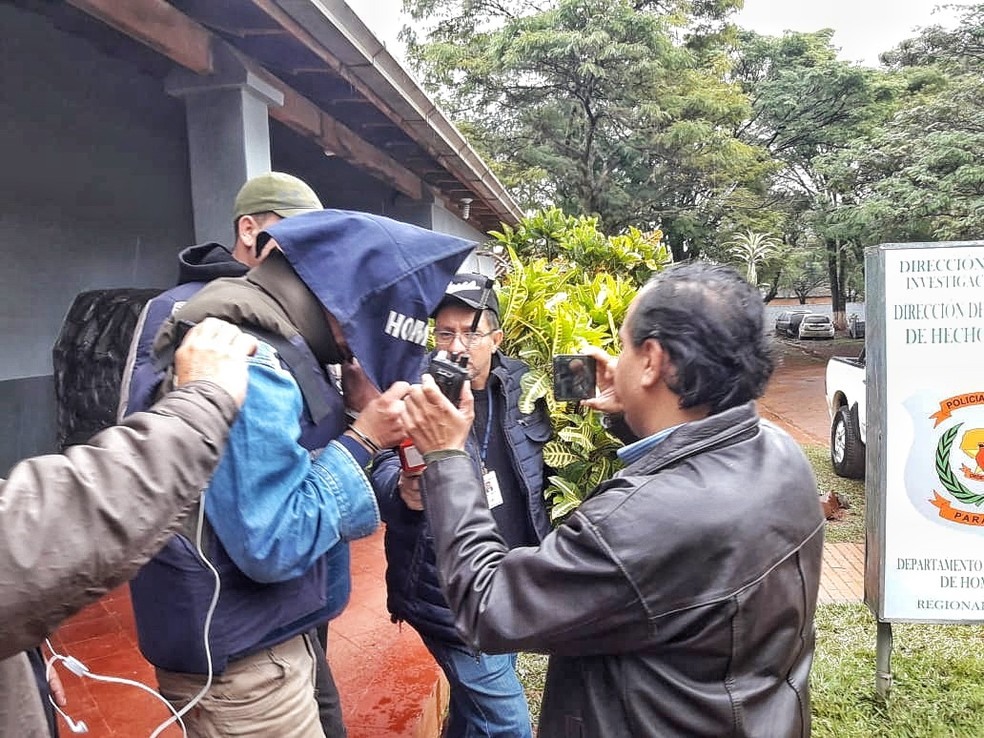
<box><xmin>0</xmin><ymin>318</ymin><xmax>255</xmax><ymax>737</ymax></box>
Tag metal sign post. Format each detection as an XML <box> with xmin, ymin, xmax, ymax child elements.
<box><xmin>865</xmin><ymin>241</ymin><xmax>984</xmax><ymax>698</ymax></box>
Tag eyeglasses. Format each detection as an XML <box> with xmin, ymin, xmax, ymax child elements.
<box><xmin>434</xmin><ymin>330</ymin><xmax>495</xmax><ymax>348</ymax></box>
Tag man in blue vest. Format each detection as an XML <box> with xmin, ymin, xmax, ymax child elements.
<box><xmin>118</xmin><ymin>172</ymin><xmax>355</xmax><ymax>735</ymax></box>
<box><xmin>119</xmin><ymin>171</ymin><xmax>325</xmax><ymax>419</ymax></box>
<box><xmin>129</xmin><ymin>209</ymin><xmax>474</xmax><ymax>736</ymax></box>
<box><xmin>372</xmin><ymin>274</ymin><xmax>552</xmax><ymax>737</ymax></box>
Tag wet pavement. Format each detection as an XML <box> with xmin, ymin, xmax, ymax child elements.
<box><xmin>759</xmin><ymin>335</ymin><xmax>863</xmax><ymax>446</ymax></box>
<box><xmin>758</xmin><ymin>336</ymin><xmax>867</xmax><ymax>606</ymax></box>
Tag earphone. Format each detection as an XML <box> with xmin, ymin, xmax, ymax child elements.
<box><xmin>45</xmin><ymin>490</ymin><xmax>221</xmax><ymax>738</ymax></box>
<box><xmin>45</xmin><ymin>641</ymin><xmax>187</xmax><ymax>737</ymax></box>
<box><xmin>49</xmin><ymin>696</ymin><xmax>88</xmax><ymax>733</ymax></box>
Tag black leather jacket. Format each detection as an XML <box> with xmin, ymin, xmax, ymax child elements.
<box><xmin>372</xmin><ymin>353</ymin><xmax>552</xmax><ymax>643</ymax></box>
<box><xmin>421</xmin><ymin>402</ymin><xmax>824</xmax><ymax>737</ymax></box>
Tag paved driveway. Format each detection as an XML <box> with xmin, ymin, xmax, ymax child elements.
<box><xmin>758</xmin><ymin>337</ymin><xmax>863</xmax><ymax>446</ymax></box>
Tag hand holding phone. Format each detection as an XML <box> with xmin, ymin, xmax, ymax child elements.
<box><xmin>553</xmin><ymin>354</ymin><xmax>597</xmax><ymax>402</ymax></box>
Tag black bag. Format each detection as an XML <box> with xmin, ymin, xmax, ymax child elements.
<box><xmin>52</xmin><ymin>288</ymin><xmax>160</xmax><ymax>448</ymax></box>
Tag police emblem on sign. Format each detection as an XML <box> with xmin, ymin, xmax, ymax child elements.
<box><xmin>929</xmin><ymin>393</ymin><xmax>984</xmax><ymax>526</ymax></box>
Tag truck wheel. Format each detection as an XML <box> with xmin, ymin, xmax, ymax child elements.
<box><xmin>830</xmin><ymin>406</ymin><xmax>865</xmax><ymax>479</ymax></box>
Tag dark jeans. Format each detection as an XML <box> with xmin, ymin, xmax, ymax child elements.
<box><xmin>312</xmin><ymin>626</ymin><xmax>346</xmax><ymax>737</ymax></box>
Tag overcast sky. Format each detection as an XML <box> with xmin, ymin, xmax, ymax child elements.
<box><xmin>346</xmin><ymin>0</ymin><xmax>973</xmax><ymax>67</ymax></box>
<box><xmin>733</xmin><ymin>0</ymin><xmax>973</xmax><ymax>65</ymax></box>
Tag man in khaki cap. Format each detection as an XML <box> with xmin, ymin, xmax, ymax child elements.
<box><xmin>117</xmin><ymin>172</ymin><xmax>349</xmax><ymax>736</ymax></box>
<box><xmin>229</xmin><ymin>171</ymin><xmax>325</xmax><ymax>267</ymax></box>
<box><xmin>121</xmin><ymin>171</ymin><xmax>323</xmax><ymax>416</ymax></box>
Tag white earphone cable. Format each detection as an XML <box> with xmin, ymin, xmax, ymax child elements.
<box><xmin>149</xmin><ymin>492</ymin><xmax>219</xmax><ymax>738</ymax></box>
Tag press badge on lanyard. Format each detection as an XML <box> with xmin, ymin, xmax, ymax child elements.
<box><xmin>478</xmin><ymin>390</ymin><xmax>503</xmax><ymax>508</ymax></box>
<box><xmin>483</xmin><ymin>468</ymin><xmax>503</xmax><ymax>508</ymax></box>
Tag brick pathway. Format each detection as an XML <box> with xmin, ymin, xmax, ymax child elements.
<box><xmin>820</xmin><ymin>541</ymin><xmax>865</xmax><ymax>604</ymax></box>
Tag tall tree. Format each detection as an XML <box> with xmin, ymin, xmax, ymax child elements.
<box><xmin>403</xmin><ymin>0</ymin><xmax>771</xmax><ymax>258</ymax></box>
<box><xmin>833</xmin><ymin>4</ymin><xmax>984</xmax><ymax>243</ymax></box>
<box><xmin>730</xmin><ymin>30</ymin><xmax>899</xmax><ymax>327</ymax></box>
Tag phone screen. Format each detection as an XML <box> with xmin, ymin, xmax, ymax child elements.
<box><xmin>552</xmin><ymin>355</ymin><xmax>597</xmax><ymax>401</ymax></box>
<box><xmin>399</xmin><ymin>439</ymin><xmax>426</xmax><ymax>473</ymax></box>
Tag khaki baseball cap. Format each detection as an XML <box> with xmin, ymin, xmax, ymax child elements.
<box><xmin>233</xmin><ymin>171</ymin><xmax>323</xmax><ymax>219</ymax></box>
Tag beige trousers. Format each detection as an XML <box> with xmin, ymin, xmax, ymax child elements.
<box><xmin>156</xmin><ymin>633</ymin><xmax>326</xmax><ymax>738</ymax></box>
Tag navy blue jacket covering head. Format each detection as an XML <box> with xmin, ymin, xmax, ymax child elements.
<box><xmin>265</xmin><ymin>209</ymin><xmax>475</xmax><ymax>391</ymax></box>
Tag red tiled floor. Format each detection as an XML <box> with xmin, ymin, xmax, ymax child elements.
<box><xmin>819</xmin><ymin>541</ymin><xmax>865</xmax><ymax>604</ymax></box>
<box><xmin>50</xmin><ymin>529</ymin><xmax>447</xmax><ymax>738</ymax></box>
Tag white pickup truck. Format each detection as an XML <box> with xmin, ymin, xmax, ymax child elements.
<box><xmin>825</xmin><ymin>347</ymin><xmax>866</xmax><ymax>478</ymax></box>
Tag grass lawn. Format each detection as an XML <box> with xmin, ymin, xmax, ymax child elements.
<box><xmin>813</xmin><ymin>605</ymin><xmax>984</xmax><ymax>737</ymax></box>
<box><xmin>519</xmin><ymin>608</ymin><xmax>984</xmax><ymax>736</ymax></box>
<box><xmin>516</xmin><ymin>441</ymin><xmax>984</xmax><ymax>735</ymax></box>
<box><xmin>805</xmin><ymin>442</ymin><xmax>866</xmax><ymax>544</ymax></box>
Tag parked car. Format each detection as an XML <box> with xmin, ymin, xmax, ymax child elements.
<box><xmin>774</xmin><ymin>309</ymin><xmax>812</xmax><ymax>337</ymax></box>
<box><xmin>848</xmin><ymin>313</ymin><xmax>865</xmax><ymax>339</ymax></box>
<box><xmin>825</xmin><ymin>347</ymin><xmax>866</xmax><ymax>478</ymax></box>
<box><xmin>798</xmin><ymin>314</ymin><xmax>835</xmax><ymax>340</ymax></box>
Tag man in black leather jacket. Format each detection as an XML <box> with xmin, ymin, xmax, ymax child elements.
<box><xmin>401</xmin><ymin>262</ymin><xmax>825</xmax><ymax>737</ymax></box>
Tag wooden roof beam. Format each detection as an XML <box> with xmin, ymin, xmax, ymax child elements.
<box><xmin>67</xmin><ymin>0</ymin><xmax>423</xmax><ymax>200</ymax></box>
<box><xmin>67</xmin><ymin>0</ymin><xmax>213</xmax><ymax>74</ymax></box>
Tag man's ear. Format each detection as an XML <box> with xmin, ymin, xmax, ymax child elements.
<box><xmin>490</xmin><ymin>328</ymin><xmax>504</xmax><ymax>353</ymax></box>
<box><xmin>638</xmin><ymin>339</ymin><xmax>664</xmax><ymax>389</ymax></box>
<box><xmin>237</xmin><ymin>214</ymin><xmax>260</xmax><ymax>249</ymax></box>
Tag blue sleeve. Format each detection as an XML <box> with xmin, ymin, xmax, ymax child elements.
<box><xmin>370</xmin><ymin>450</ymin><xmax>404</xmax><ymax>524</ymax></box>
<box><xmin>203</xmin><ymin>342</ymin><xmax>380</xmax><ymax>583</ymax></box>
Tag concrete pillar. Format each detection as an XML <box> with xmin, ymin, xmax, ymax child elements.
<box><xmin>165</xmin><ymin>46</ymin><xmax>284</xmax><ymax>245</ymax></box>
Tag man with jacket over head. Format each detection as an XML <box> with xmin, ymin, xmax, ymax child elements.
<box><xmin>372</xmin><ymin>273</ymin><xmax>552</xmax><ymax>738</ymax></box>
<box><xmin>401</xmin><ymin>262</ymin><xmax>825</xmax><ymax>737</ymax></box>
<box><xmin>118</xmin><ymin>171</ymin><xmax>352</xmax><ymax>736</ymax></box>
<box><xmin>120</xmin><ymin>171</ymin><xmax>325</xmax><ymax>419</ymax></box>
<box><xmin>129</xmin><ymin>209</ymin><xmax>474</xmax><ymax>737</ymax></box>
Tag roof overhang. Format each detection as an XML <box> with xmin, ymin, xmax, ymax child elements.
<box><xmin>62</xmin><ymin>0</ymin><xmax>522</xmax><ymax>231</ymax></box>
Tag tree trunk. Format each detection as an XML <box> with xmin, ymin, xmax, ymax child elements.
<box><xmin>762</xmin><ymin>271</ymin><xmax>781</xmax><ymax>303</ymax></box>
<box><xmin>826</xmin><ymin>238</ymin><xmax>848</xmax><ymax>330</ymax></box>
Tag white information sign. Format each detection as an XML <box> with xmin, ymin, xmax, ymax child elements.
<box><xmin>882</xmin><ymin>245</ymin><xmax>984</xmax><ymax>620</ymax></box>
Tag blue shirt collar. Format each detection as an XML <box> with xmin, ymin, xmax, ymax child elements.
<box><xmin>616</xmin><ymin>424</ymin><xmax>682</xmax><ymax>466</ymax></box>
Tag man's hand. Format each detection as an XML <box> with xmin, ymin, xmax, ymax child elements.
<box><xmin>350</xmin><ymin>381</ymin><xmax>411</xmax><ymax>450</ymax></box>
<box><xmin>398</xmin><ymin>471</ymin><xmax>424</xmax><ymax>511</ymax></box>
<box><xmin>341</xmin><ymin>359</ymin><xmax>380</xmax><ymax>414</ymax></box>
<box><xmin>48</xmin><ymin>668</ymin><xmax>66</xmax><ymax>708</ymax></box>
<box><xmin>174</xmin><ymin>318</ymin><xmax>258</xmax><ymax>407</ymax></box>
<box><xmin>579</xmin><ymin>346</ymin><xmax>622</xmax><ymax>415</ymax></box>
<box><xmin>402</xmin><ymin>374</ymin><xmax>474</xmax><ymax>455</ymax></box>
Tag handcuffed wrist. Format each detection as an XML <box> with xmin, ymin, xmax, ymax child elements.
<box><xmin>346</xmin><ymin>425</ymin><xmax>381</xmax><ymax>455</ymax></box>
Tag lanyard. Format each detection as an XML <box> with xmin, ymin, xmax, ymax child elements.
<box><xmin>479</xmin><ymin>389</ymin><xmax>493</xmax><ymax>465</ymax></box>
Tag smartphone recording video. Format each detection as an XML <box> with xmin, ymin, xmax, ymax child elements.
<box><xmin>552</xmin><ymin>354</ymin><xmax>597</xmax><ymax>402</ymax></box>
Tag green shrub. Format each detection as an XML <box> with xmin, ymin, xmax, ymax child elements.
<box><xmin>489</xmin><ymin>209</ymin><xmax>670</xmax><ymax>518</ymax></box>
